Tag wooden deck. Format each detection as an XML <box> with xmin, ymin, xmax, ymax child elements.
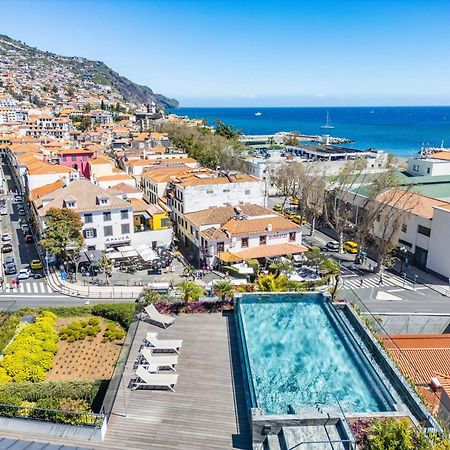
<box><xmin>99</xmin><ymin>312</ymin><xmax>250</xmax><ymax>449</ymax></box>
<box><xmin>0</xmin><ymin>313</ymin><xmax>251</xmax><ymax>449</ymax></box>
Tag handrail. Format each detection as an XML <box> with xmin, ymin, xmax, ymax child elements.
<box><xmin>290</xmin><ymin>438</ymin><xmax>354</xmax><ymax>449</ymax></box>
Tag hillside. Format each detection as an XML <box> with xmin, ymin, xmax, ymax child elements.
<box><xmin>0</xmin><ymin>34</ymin><xmax>178</xmax><ymax>109</ymax></box>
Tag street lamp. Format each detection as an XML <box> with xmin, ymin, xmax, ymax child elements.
<box><xmin>399</xmin><ymin>246</ymin><xmax>407</xmax><ymax>273</ymax></box>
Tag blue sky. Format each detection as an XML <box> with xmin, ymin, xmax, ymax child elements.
<box><xmin>2</xmin><ymin>0</ymin><xmax>450</xmax><ymax>107</ymax></box>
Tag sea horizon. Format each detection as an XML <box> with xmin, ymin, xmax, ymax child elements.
<box><xmin>170</xmin><ymin>106</ymin><xmax>450</xmax><ymax>158</ymax></box>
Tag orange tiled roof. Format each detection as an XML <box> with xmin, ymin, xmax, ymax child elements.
<box><xmin>429</xmin><ymin>151</ymin><xmax>450</xmax><ymax>161</ymax></box>
<box><xmin>376</xmin><ymin>189</ymin><xmax>450</xmax><ymax>219</ymax></box>
<box><xmin>176</xmin><ymin>171</ymin><xmax>259</xmax><ymax>188</ymax></box>
<box><xmin>30</xmin><ymin>179</ymin><xmax>64</xmax><ymax>199</ymax></box>
<box><xmin>141</xmin><ymin>165</ymin><xmax>191</xmax><ymax>183</ymax></box>
<box><xmin>218</xmin><ymin>243</ymin><xmax>308</xmax><ymax>262</ymax></box>
<box><xmin>222</xmin><ymin>216</ymin><xmax>300</xmax><ymax>236</ymax></box>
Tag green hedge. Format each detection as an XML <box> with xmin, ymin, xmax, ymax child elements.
<box><xmin>0</xmin><ymin>315</ymin><xmax>20</xmax><ymax>354</ymax></box>
<box><xmin>221</xmin><ymin>266</ymin><xmax>247</xmax><ymax>279</ymax></box>
<box><xmin>103</xmin><ymin>323</ymin><xmax>125</xmax><ymax>342</ymax></box>
<box><xmin>59</xmin><ymin>318</ymin><xmax>101</xmax><ymax>342</ymax></box>
<box><xmin>92</xmin><ymin>303</ymin><xmax>136</xmax><ymax>329</ymax></box>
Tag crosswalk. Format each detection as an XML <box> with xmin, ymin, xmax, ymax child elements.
<box><xmin>343</xmin><ymin>274</ymin><xmax>405</xmax><ymax>290</ymax></box>
<box><xmin>2</xmin><ymin>281</ymin><xmax>54</xmax><ymax>295</ymax></box>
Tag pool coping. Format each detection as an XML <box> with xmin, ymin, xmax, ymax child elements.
<box><xmin>234</xmin><ymin>291</ymin><xmax>441</xmax><ymax>446</ymax></box>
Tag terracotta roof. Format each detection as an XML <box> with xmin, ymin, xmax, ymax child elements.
<box><xmin>38</xmin><ymin>179</ymin><xmax>130</xmax><ymax>215</ymax></box>
<box><xmin>222</xmin><ymin>216</ymin><xmax>300</xmax><ymax>236</ymax></box>
<box><xmin>376</xmin><ymin>188</ymin><xmax>450</xmax><ymax>219</ymax></box>
<box><xmin>30</xmin><ymin>179</ymin><xmax>65</xmax><ymax>200</ymax></box>
<box><xmin>89</xmin><ymin>155</ymin><xmax>113</xmax><ymax>165</ymax></box>
<box><xmin>28</xmin><ymin>162</ymin><xmax>77</xmax><ymax>175</ymax></box>
<box><xmin>185</xmin><ymin>204</ymin><xmax>273</xmax><ymax>227</ymax></box>
<box><xmin>141</xmin><ymin>165</ymin><xmax>191</xmax><ymax>183</ymax></box>
<box><xmin>175</xmin><ymin>171</ymin><xmax>259</xmax><ymax>188</ymax></box>
<box><xmin>381</xmin><ymin>334</ymin><xmax>450</xmax><ymax>386</ymax></box>
<box><xmin>58</xmin><ymin>148</ymin><xmax>95</xmax><ymax>155</ymax></box>
<box><xmin>201</xmin><ymin>227</ymin><xmax>228</xmax><ymax>241</ymax></box>
<box><xmin>218</xmin><ymin>243</ymin><xmax>308</xmax><ymax>262</ymax></box>
<box><xmin>96</xmin><ymin>174</ymin><xmax>134</xmax><ymax>182</ymax></box>
<box><xmin>128</xmin><ymin>198</ymin><xmax>165</xmax><ymax>215</ymax></box>
<box><xmin>108</xmin><ymin>182</ymin><xmax>141</xmax><ymax>194</ymax></box>
<box><xmin>429</xmin><ymin>151</ymin><xmax>450</xmax><ymax>161</ymax></box>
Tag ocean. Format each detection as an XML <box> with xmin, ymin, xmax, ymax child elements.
<box><xmin>170</xmin><ymin>106</ymin><xmax>450</xmax><ymax>157</ymax></box>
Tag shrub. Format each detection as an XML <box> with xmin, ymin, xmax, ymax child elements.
<box><xmin>59</xmin><ymin>318</ymin><xmax>101</xmax><ymax>342</ymax></box>
<box><xmin>153</xmin><ymin>299</ymin><xmax>233</xmax><ymax>315</ymax></box>
<box><xmin>0</xmin><ymin>315</ymin><xmax>20</xmax><ymax>354</ymax></box>
<box><xmin>103</xmin><ymin>323</ymin><xmax>125</xmax><ymax>342</ymax></box>
<box><xmin>0</xmin><ymin>312</ymin><xmax>59</xmax><ymax>383</ymax></box>
<box><xmin>221</xmin><ymin>265</ymin><xmax>246</xmax><ymax>279</ymax></box>
<box><xmin>92</xmin><ymin>303</ymin><xmax>136</xmax><ymax>329</ymax></box>
<box><xmin>247</xmin><ymin>259</ymin><xmax>259</xmax><ymax>273</ymax></box>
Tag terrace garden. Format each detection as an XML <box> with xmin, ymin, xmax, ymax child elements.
<box><xmin>0</xmin><ymin>303</ymin><xmax>136</xmax><ymax>426</ymax></box>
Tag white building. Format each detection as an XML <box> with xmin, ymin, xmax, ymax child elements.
<box><xmin>407</xmin><ymin>156</ymin><xmax>450</xmax><ymax>177</ymax></box>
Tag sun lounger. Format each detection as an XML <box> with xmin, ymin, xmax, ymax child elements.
<box><xmin>132</xmin><ymin>365</ymin><xmax>178</xmax><ymax>391</ymax></box>
<box><xmin>137</xmin><ymin>347</ymin><xmax>178</xmax><ymax>371</ymax></box>
<box><xmin>144</xmin><ymin>332</ymin><xmax>183</xmax><ymax>354</ymax></box>
<box><xmin>143</xmin><ymin>304</ymin><xmax>175</xmax><ymax>328</ymax></box>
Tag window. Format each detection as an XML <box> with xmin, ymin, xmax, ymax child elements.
<box><xmin>104</xmin><ymin>225</ymin><xmax>113</xmax><ymax>237</ymax></box>
<box><xmin>84</xmin><ymin>228</ymin><xmax>96</xmax><ymax>239</ymax></box>
<box><xmin>401</xmin><ymin>224</ymin><xmax>407</xmax><ymax>233</ymax></box>
<box><xmin>427</xmin><ymin>167</ymin><xmax>431</xmax><ymax>174</ymax></box>
<box><xmin>103</xmin><ymin>211</ymin><xmax>111</xmax><ymax>221</ymax></box>
<box><xmin>241</xmin><ymin>237</ymin><xmax>249</xmax><ymax>248</ymax></box>
<box><xmin>161</xmin><ymin>218</ymin><xmax>170</xmax><ymax>228</ymax></box>
<box><xmin>84</xmin><ymin>213</ymin><xmax>93</xmax><ymax>223</ymax></box>
<box><xmin>223</xmin><ymin>189</ymin><xmax>230</xmax><ymax>193</ymax></box>
<box><xmin>413</xmin><ymin>165</ymin><xmax>419</xmax><ymax>172</ymax></box>
<box><xmin>66</xmin><ymin>201</ymin><xmax>76</xmax><ymax>208</ymax></box>
<box><xmin>245</xmin><ymin>189</ymin><xmax>251</xmax><ymax>195</ymax></box>
<box><xmin>417</xmin><ymin>225</ymin><xmax>431</xmax><ymax>237</ymax></box>
<box><xmin>399</xmin><ymin>239</ymin><xmax>412</xmax><ymax>248</ymax></box>
<box><xmin>217</xmin><ymin>242</ymin><xmax>224</xmax><ymax>252</ymax></box>
<box><xmin>190</xmin><ymin>226</ymin><xmax>193</xmax><ymax>234</ymax></box>
<box><xmin>71</xmin><ymin>156</ymin><xmax>77</xmax><ymax>162</ymax></box>
<box><xmin>87</xmin><ymin>245</ymin><xmax>96</xmax><ymax>251</ymax></box>
<box><xmin>61</xmin><ymin>156</ymin><xmax>66</xmax><ymax>162</ymax></box>
<box><xmin>121</xmin><ymin>223</ymin><xmax>130</xmax><ymax>234</ymax></box>
<box><xmin>206</xmin><ymin>190</ymin><xmax>214</xmax><ymax>194</ymax></box>
<box><xmin>82</xmin><ymin>155</ymin><xmax>87</xmax><ymax>161</ymax></box>
<box><xmin>289</xmin><ymin>232</ymin><xmax>296</xmax><ymax>242</ymax></box>
<box><xmin>121</xmin><ymin>209</ymin><xmax>129</xmax><ymax>220</ymax></box>
<box><xmin>259</xmin><ymin>235</ymin><xmax>267</xmax><ymax>245</ymax></box>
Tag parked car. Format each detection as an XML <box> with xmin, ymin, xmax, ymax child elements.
<box><xmin>25</xmin><ymin>234</ymin><xmax>34</xmax><ymax>244</ymax></box>
<box><xmin>14</xmin><ymin>195</ymin><xmax>22</xmax><ymax>203</ymax></box>
<box><xmin>0</xmin><ymin>207</ymin><xmax>7</xmax><ymax>215</ymax></box>
<box><xmin>273</xmin><ymin>204</ymin><xmax>283</xmax><ymax>212</ymax></box>
<box><xmin>4</xmin><ymin>255</ymin><xmax>15</xmax><ymax>265</ymax></box>
<box><xmin>18</xmin><ymin>208</ymin><xmax>26</xmax><ymax>216</ymax></box>
<box><xmin>4</xmin><ymin>262</ymin><xmax>16</xmax><ymax>275</ymax></box>
<box><xmin>1</xmin><ymin>244</ymin><xmax>13</xmax><ymax>253</ymax></box>
<box><xmin>21</xmin><ymin>224</ymin><xmax>30</xmax><ymax>234</ymax></box>
<box><xmin>291</xmin><ymin>215</ymin><xmax>307</xmax><ymax>225</ymax></box>
<box><xmin>1</xmin><ymin>233</ymin><xmax>11</xmax><ymax>242</ymax></box>
<box><xmin>343</xmin><ymin>241</ymin><xmax>358</xmax><ymax>254</ymax></box>
<box><xmin>30</xmin><ymin>259</ymin><xmax>43</xmax><ymax>270</ymax></box>
<box><xmin>17</xmin><ymin>268</ymin><xmax>31</xmax><ymax>279</ymax></box>
<box><xmin>326</xmin><ymin>240</ymin><xmax>340</xmax><ymax>251</ymax></box>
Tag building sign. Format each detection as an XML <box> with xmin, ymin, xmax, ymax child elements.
<box><xmin>105</xmin><ymin>235</ymin><xmax>130</xmax><ymax>243</ymax></box>
<box><xmin>268</xmin><ymin>233</ymin><xmax>288</xmax><ymax>240</ymax></box>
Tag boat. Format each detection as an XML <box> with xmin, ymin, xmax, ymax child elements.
<box><xmin>320</xmin><ymin>111</ymin><xmax>334</xmax><ymax>129</ymax></box>
<box><xmin>255</xmin><ymin>111</ymin><xmax>262</xmax><ymax>116</ymax></box>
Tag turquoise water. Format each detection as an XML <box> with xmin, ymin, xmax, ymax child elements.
<box><xmin>171</xmin><ymin>106</ymin><xmax>450</xmax><ymax>157</ymax></box>
<box><xmin>238</xmin><ymin>294</ymin><xmax>394</xmax><ymax>415</ymax></box>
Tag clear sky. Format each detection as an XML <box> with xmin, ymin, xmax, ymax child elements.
<box><xmin>2</xmin><ymin>0</ymin><xmax>450</xmax><ymax>107</ymax></box>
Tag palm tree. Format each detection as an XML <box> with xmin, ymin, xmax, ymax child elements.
<box><xmin>319</xmin><ymin>258</ymin><xmax>341</xmax><ymax>300</ymax></box>
<box><xmin>256</xmin><ymin>273</ymin><xmax>288</xmax><ymax>292</ymax></box>
<box><xmin>178</xmin><ymin>281</ymin><xmax>205</xmax><ymax>305</ymax></box>
<box><xmin>213</xmin><ymin>279</ymin><xmax>235</xmax><ymax>301</ymax></box>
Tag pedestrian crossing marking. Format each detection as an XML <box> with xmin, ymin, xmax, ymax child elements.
<box><xmin>343</xmin><ymin>275</ymin><xmax>404</xmax><ymax>290</ymax></box>
<box><xmin>2</xmin><ymin>282</ymin><xmax>54</xmax><ymax>295</ymax></box>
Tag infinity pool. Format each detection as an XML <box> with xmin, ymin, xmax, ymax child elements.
<box><xmin>237</xmin><ymin>294</ymin><xmax>395</xmax><ymax>415</ymax></box>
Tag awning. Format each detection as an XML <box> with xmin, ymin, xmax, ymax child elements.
<box><xmin>219</xmin><ymin>243</ymin><xmax>308</xmax><ymax>262</ymax></box>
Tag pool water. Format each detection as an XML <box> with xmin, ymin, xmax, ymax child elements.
<box><xmin>237</xmin><ymin>294</ymin><xmax>394</xmax><ymax>415</ymax></box>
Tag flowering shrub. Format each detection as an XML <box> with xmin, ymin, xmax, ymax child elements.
<box><xmin>153</xmin><ymin>299</ymin><xmax>234</xmax><ymax>315</ymax></box>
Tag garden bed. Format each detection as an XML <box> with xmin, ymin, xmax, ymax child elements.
<box><xmin>46</xmin><ymin>317</ymin><xmax>125</xmax><ymax>382</ymax></box>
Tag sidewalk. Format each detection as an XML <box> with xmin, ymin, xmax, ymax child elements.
<box><xmin>46</xmin><ymin>267</ymin><xmax>144</xmax><ymax>300</ymax></box>
<box><xmin>390</xmin><ymin>261</ymin><xmax>450</xmax><ymax>297</ymax></box>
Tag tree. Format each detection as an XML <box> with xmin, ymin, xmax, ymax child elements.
<box><xmin>177</xmin><ymin>281</ymin><xmax>205</xmax><ymax>305</ymax></box>
<box><xmin>100</xmin><ymin>99</ymin><xmax>105</xmax><ymax>110</ymax></box>
<box><xmin>284</xmin><ymin>136</ymin><xmax>300</xmax><ymax>146</ymax></box>
<box><xmin>270</xmin><ymin>257</ymin><xmax>294</xmax><ymax>277</ymax></box>
<box><xmin>40</xmin><ymin>208</ymin><xmax>84</xmax><ymax>278</ymax></box>
<box><xmin>99</xmin><ymin>253</ymin><xmax>113</xmax><ymax>284</ymax></box>
<box><xmin>256</xmin><ymin>273</ymin><xmax>288</xmax><ymax>292</ymax></box>
<box><xmin>319</xmin><ymin>258</ymin><xmax>341</xmax><ymax>300</ymax></box>
<box><xmin>214</xmin><ymin>120</ymin><xmax>240</xmax><ymax>139</ymax></box>
<box><xmin>213</xmin><ymin>279</ymin><xmax>235</xmax><ymax>301</ymax></box>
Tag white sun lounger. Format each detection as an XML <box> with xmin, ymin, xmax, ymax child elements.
<box><xmin>132</xmin><ymin>365</ymin><xmax>179</xmax><ymax>391</ymax></box>
<box><xmin>143</xmin><ymin>304</ymin><xmax>175</xmax><ymax>328</ymax></box>
<box><xmin>138</xmin><ymin>347</ymin><xmax>179</xmax><ymax>371</ymax></box>
<box><xmin>144</xmin><ymin>332</ymin><xmax>183</xmax><ymax>354</ymax></box>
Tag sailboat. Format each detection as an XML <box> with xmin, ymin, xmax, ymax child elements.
<box><xmin>320</xmin><ymin>111</ymin><xmax>334</xmax><ymax>129</ymax></box>
<box><xmin>255</xmin><ymin>111</ymin><xmax>262</xmax><ymax>116</ymax></box>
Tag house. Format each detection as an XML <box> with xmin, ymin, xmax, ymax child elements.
<box><xmin>58</xmin><ymin>147</ymin><xmax>96</xmax><ymax>178</ymax></box>
<box><xmin>182</xmin><ymin>204</ymin><xmax>306</xmax><ymax>267</ymax></box>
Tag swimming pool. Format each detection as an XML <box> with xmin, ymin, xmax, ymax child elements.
<box><xmin>237</xmin><ymin>293</ymin><xmax>395</xmax><ymax>415</ymax></box>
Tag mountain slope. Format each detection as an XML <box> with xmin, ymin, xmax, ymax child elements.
<box><xmin>0</xmin><ymin>34</ymin><xmax>178</xmax><ymax>109</ymax></box>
